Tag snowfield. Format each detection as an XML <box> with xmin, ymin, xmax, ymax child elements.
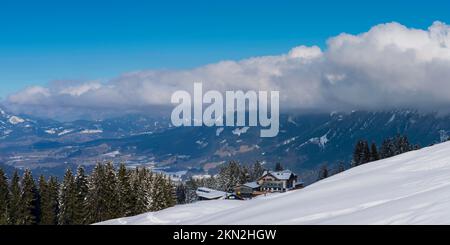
<box><xmin>8</xmin><ymin>116</ymin><xmax>25</xmax><ymax>125</ymax></box>
<box><xmin>99</xmin><ymin>141</ymin><xmax>450</xmax><ymax>225</ymax></box>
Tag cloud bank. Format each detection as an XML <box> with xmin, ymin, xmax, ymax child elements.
<box><xmin>6</xmin><ymin>21</ymin><xmax>450</xmax><ymax>119</ymax></box>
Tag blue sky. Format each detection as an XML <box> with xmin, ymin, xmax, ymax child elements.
<box><xmin>1</xmin><ymin>0</ymin><xmax>450</xmax><ymax>99</ymax></box>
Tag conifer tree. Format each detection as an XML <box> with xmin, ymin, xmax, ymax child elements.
<box><xmin>413</xmin><ymin>144</ymin><xmax>421</xmax><ymax>150</ymax></box>
<box><xmin>370</xmin><ymin>142</ymin><xmax>380</xmax><ymax>162</ymax></box>
<box><xmin>38</xmin><ymin>175</ymin><xmax>52</xmax><ymax>225</ymax></box>
<box><xmin>203</xmin><ymin>175</ymin><xmax>218</xmax><ymax>189</ymax></box>
<box><xmin>86</xmin><ymin>162</ymin><xmax>119</xmax><ymax>223</ymax></box>
<box><xmin>352</xmin><ymin>140</ymin><xmax>371</xmax><ymax>166</ymax></box>
<box><xmin>117</xmin><ymin>163</ymin><xmax>133</xmax><ymax>217</ymax></box>
<box><xmin>165</xmin><ymin>178</ymin><xmax>176</xmax><ymax>208</ymax></box>
<box><xmin>149</xmin><ymin>173</ymin><xmax>161</xmax><ymax>212</ymax></box>
<box><xmin>387</xmin><ymin>138</ymin><xmax>397</xmax><ymax>157</ymax></box>
<box><xmin>130</xmin><ymin>167</ymin><xmax>147</xmax><ymax>215</ymax></box>
<box><xmin>46</xmin><ymin>176</ymin><xmax>59</xmax><ymax>225</ymax></box>
<box><xmin>185</xmin><ymin>177</ymin><xmax>199</xmax><ymax>203</ymax></box>
<box><xmin>20</xmin><ymin>169</ymin><xmax>40</xmax><ymax>225</ymax></box>
<box><xmin>175</xmin><ymin>183</ymin><xmax>187</xmax><ymax>204</ymax></box>
<box><xmin>318</xmin><ymin>165</ymin><xmax>329</xmax><ymax>180</ymax></box>
<box><xmin>58</xmin><ymin>169</ymin><xmax>77</xmax><ymax>225</ymax></box>
<box><xmin>250</xmin><ymin>161</ymin><xmax>265</xmax><ymax>181</ymax></box>
<box><xmin>217</xmin><ymin>161</ymin><xmax>241</xmax><ymax>192</ymax></box>
<box><xmin>8</xmin><ymin>170</ymin><xmax>21</xmax><ymax>225</ymax></box>
<box><xmin>74</xmin><ymin>166</ymin><xmax>88</xmax><ymax>224</ymax></box>
<box><xmin>38</xmin><ymin>175</ymin><xmax>59</xmax><ymax>225</ymax></box>
<box><xmin>142</xmin><ymin>168</ymin><xmax>154</xmax><ymax>211</ymax></box>
<box><xmin>352</xmin><ymin>140</ymin><xmax>363</xmax><ymax>166</ymax></box>
<box><xmin>239</xmin><ymin>166</ymin><xmax>250</xmax><ymax>184</ymax></box>
<box><xmin>104</xmin><ymin>162</ymin><xmax>120</xmax><ymax>219</ymax></box>
<box><xmin>396</xmin><ymin>135</ymin><xmax>411</xmax><ymax>154</ymax></box>
<box><xmin>274</xmin><ymin>162</ymin><xmax>284</xmax><ymax>171</ymax></box>
<box><xmin>150</xmin><ymin>174</ymin><xmax>174</xmax><ymax>211</ymax></box>
<box><xmin>85</xmin><ymin>163</ymin><xmax>104</xmax><ymax>223</ymax></box>
<box><xmin>379</xmin><ymin>139</ymin><xmax>390</xmax><ymax>159</ymax></box>
<box><xmin>361</xmin><ymin>140</ymin><xmax>370</xmax><ymax>164</ymax></box>
<box><xmin>0</xmin><ymin>168</ymin><xmax>9</xmax><ymax>224</ymax></box>
<box><xmin>337</xmin><ymin>161</ymin><xmax>346</xmax><ymax>173</ymax></box>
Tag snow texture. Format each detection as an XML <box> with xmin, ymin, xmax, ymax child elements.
<box><xmin>8</xmin><ymin>116</ymin><xmax>25</xmax><ymax>125</ymax></box>
<box><xmin>80</xmin><ymin>129</ymin><xmax>103</xmax><ymax>134</ymax></box>
<box><xmin>216</xmin><ymin>127</ymin><xmax>224</xmax><ymax>137</ymax></box>
<box><xmin>232</xmin><ymin>127</ymin><xmax>250</xmax><ymax>136</ymax></box>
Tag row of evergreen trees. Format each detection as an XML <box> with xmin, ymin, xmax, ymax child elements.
<box><xmin>0</xmin><ymin>162</ymin><xmax>175</xmax><ymax>225</ymax></box>
<box><xmin>352</xmin><ymin>135</ymin><xmax>419</xmax><ymax>166</ymax></box>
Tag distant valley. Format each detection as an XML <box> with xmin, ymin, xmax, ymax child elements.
<box><xmin>1</xmin><ymin>106</ymin><xmax>449</xmax><ymax>179</ymax></box>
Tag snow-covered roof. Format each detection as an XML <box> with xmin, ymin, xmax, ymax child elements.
<box><xmin>242</xmin><ymin>182</ymin><xmax>260</xmax><ymax>189</ymax></box>
<box><xmin>261</xmin><ymin>170</ymin><xmax>296</xmax><ymax>180</ymax></box>
<box><xmin>196</xmin><ymin>187</ymin><xmax>227</xmax><ymax>200</ymax></box>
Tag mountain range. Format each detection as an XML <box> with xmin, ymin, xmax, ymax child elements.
<box><xmin>1</xmin><ymin>106</ymin><xmax>450</xmax><ymax>178</ymax></box>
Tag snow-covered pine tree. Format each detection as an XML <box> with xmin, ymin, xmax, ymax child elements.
<box><xmin>20</xmin><ymin>169</ymin><xmax>40</xmax><ymax>225</ymax></box>
<box><xmin>232</xmin><ymin>161</ymin><xmax>244</xmax><ymax>186</ymax></box>
<box><xmin>47</xmin><ymin>176</ymin><xmax>59</xmax><ymax>225</ymax></box>
<box><xmin>58</xmin><ymin>169</ymin><xmax>77</xmax><ymax>225</ymax></box>
<box><xmin>130</xmin><ymin>167</ymin><xmax>147</xmax><ymax>215</ymax></box>
<box><xmin>143</xmin><ymin>168</ymin><xmax>154</xmax><ymax>212</ymax></box>
<box><xmin>217</xmin><ymin>161</ymin><xmax>242</xmax><ymax>192</ymax></box>
<box><xmin>39</xmin><ymin>175</ymin><xmax>53</xmax><ymax>225</ymax></box>
<box><xmin>85</xmin><ymin>162</ymin><xmax>120</xmax><ymax>223</ymax></box>
<box><xmin>250</xmin><ymin>161</ymin><xmax>265</xmax><ymax>181</ymax></box>
<box><xmin>165</xmin><ymin>177</ymin><xmax>176</xmax><ymax>208</ymax></box>
<box><xmin>74</xmin><ymin>166</ymin><xmax>89</xmax><ymax>224</ymax></box>
<box><xmin>175</xmin><ymin>182</ymin><xmax>187</xmax><ymax>205</ymax></box>
<box><xmin>149</xmin><ymin>173</ymin><xmax>161</xmax><ymax>211</ymax></box>
<box><xmin>8</xmin><ymin>170</ymin><xmax>21</xmax><ymax>225</ymax></box>
<box><xmin>0</xmin><ymin>168</ymin><xmax>9</xmax><ymax>224</ymax></box>
<box><xmin>104</xmin><ymin>162</ymin><xmax>120</xmax><ymax>219</ymax></box>
<box><xmin>150</xmin><ymin>173</ymin><xmax>174</xmax><ymax>211</ymax></box>
<box><xmin>203</xmin><ymin>176</ymin><xmax>218</xmax><ymax>189</ymax></box>
<box><xmin>216</xmin><ymin>164</ymin><xmax>228</xmax><ymax>192</ymax></box>
<box><xmin>85</xmin><ymin>163</ymin><xmax>104</xmax><ymax>223</ymax></box>
<box><xmin>185</xmin><ymin>177</ymin><xmax>199</xmax><ymax>203</ymax></box>
<box><xmin>396</xmin><ymin>135</ymin><xmax>411</xmax><ymax>154</ymax></box>
<box><xmin>117</xmin><ymin>163</ymin><xmax>134</xmax><ymax>217</ymax></box>
<box><xmin>239</xmin><ymin>165</ymin><xmax>250</xmax><ymax>184</ymax></box>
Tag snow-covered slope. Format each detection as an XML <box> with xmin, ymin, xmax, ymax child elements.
<box><xmin>100</xmin><ymin>141</ymin><xmax>450</xmax><ymax>225</ymax></box>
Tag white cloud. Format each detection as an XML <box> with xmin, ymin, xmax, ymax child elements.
<box><xmin>8</xmin><ymin>86</ymin><xmax>50</xmax><ymax>104</ymax></box>
<box><xmin>288</xmin><ymin>45</ymin><xmax>323</xmax><ymax>59</ymax></box>
<box><xmin>59</xmin><ymin>82</ymin><xmax>102</xmax><ymax>96</ymax></box>
<box><xmin>6</xmin><ymin>21</ymin><xmax>450</xmax><ymax>119</ymax></box>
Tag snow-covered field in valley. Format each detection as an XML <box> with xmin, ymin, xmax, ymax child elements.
<box><xmin>99</xmin><ymin>141</ymin><xmax>450</xmax><ymax>225</ymax></box>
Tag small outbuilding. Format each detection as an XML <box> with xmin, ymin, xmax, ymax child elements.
<box><xmin>235</xmin><ymin>182</ymin><xmax>261</xmax><ymax>198</ymax></box>
<box><xmin>196</xmin><ymin>187</ymin><xmax>228</xmax><ymax>201</ymax></box>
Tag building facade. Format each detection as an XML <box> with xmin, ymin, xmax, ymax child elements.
<box><xmin>257</xmin><ymin>170</ymin><xmax>298</xmax><ymax>192</ymax></box>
